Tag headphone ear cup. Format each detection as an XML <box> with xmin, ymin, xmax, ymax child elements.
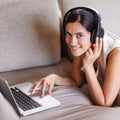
<box><xmin>91</xmin><ymin>23</ymin><xmax>104</xmax><ymax>44</ymax></box>
<box><xmin>90</xmin><ymin>28</ymin><xmax>97</xmax><ymax>44</ymax></box>
<box><xmin>98</xmin><ymin>27</ymin><xmax>104</xmax><ymax>38</ymax></box>
<box><xmin>96</xmin><ymin>23</ymin><xmax>104</xmax><ymax>38</ymax></box>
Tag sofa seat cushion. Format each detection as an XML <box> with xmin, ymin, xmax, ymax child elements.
<box><xmin>0</xmin><ymin>0</ymin><xmax>61</xmax><ymax>72</ymax></box>
<box><xmin>1</xmin><ymin>57</ymin><xmax>120</xmax><ymax>120</ymax></box>
<box><xmin>19</xmin><ymin>86</ymin><xmax>120</xmax><ymax>120</ymax></box>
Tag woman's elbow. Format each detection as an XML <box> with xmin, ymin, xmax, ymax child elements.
<box><xmin>71</xmin><ymin>80</ymin><xmax>80</xmax><ymax>87</ymax></box>
<box><xmin>71</xmin><ymin>82</ymin><xmax>78</xmax><ymax>87</ymax></box>
<box><xmin>95</xmin><ymin>100</ymin><xmax>113</xmax><ymax>107</ymax></box>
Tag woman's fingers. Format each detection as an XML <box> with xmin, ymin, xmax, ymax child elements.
<box><xmin>29</xmin><ymin>74</ymin><xmax>56</xmax><ymax>97</ymax></box>
<box><xmin>88</xmin><ymin>48</ymin><xmax>94</xmax><ymax>58</ymax></box>
<box><xmin>48</xmin><ymin>84</ymin><xmax>54</xmax><ymax>95</ymax></box>
<box><xmin>98</xmin><ymin>37</ymin><xmax>102</xmax><ymax>55</ymax></box>
<box><xmin>41</xmin><ymin>80</ymin><xmax>47</xmax><ymax>97</ymax></box>
<box><xmin>29</xmin><ymin>81</ymin><xmax>41</xmax><ymax>94</ymax></box>
<box><xmin>93</xmin><ymin>37</ymin><xmax>102</xmax><ymax>57</ymax></box>
<box><xmin>29</xmin><ymin>80</ymin><xmax>53</xmax><ymax>97</ymax></box>
<box><xmin>94</xmin><ymin>37</ymin><xmax>99</xmax><ymax>53</ymax></box>
<box><xmin>41</xmin><ymin>81</ymin><xmax>54</xmax><ymax>97</ymax></box>
<box><xmin>82</xmin><ymin>37</ymin><xmax>102</xmax><ymax>68</ymax></box>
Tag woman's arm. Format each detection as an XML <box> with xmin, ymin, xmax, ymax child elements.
<box><xmin>102</xmin><ymin>48</ymin><xmax>120</xmax><ymax>106</ymax></box>
<box><xmin>29</xmin><ymin>56</ymin><xmax>83</xmax><ymax>96</ymax></box>
<box><xmin>70</xmin><ymin>56</ymin><xmax>83</xmax><ymax>86</ymax></box>
<box><xmin>54</xmin><ymin>56</ymin><xmax>83</xmax><ymax>87</ymax></box>
<box><xmin>83</xmin><ymin>38</ymin><xmax>120</xmax><ymax>106</ymax></box>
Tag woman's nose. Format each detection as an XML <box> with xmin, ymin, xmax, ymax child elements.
<box><xmin>70</xmin><ymin>36</ymin><xmax>77</xmax><ymax>45</ymax></box>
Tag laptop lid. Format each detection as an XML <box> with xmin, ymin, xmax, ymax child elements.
<box><xmin>0</xmin><ymin>77</ymin><xmax>21</xmax><ymax>116</ymax></box>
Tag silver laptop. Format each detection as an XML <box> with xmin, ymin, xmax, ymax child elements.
<box><xmin>0</xmin><ymin>77</ymin><xmax>60</xmax><ymax>116</ymax></box>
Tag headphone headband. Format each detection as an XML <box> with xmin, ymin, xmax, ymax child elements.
<box><xmin>64</xmin><ymin>7</ymin><xmax>101</xmax><ymax>23</ymax></box>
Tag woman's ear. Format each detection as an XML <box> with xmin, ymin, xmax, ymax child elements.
<box><xmin>91</xmin><ymin>44</ymin><xmax>95</xmax><ymax>50</ymax></box>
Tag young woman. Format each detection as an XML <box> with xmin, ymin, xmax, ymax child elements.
<box><xmin>29</xmin><ymin>7</ymin><xmax>120</xmax><ymax>107</ymax></box>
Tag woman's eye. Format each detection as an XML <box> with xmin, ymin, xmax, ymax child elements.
<box><xmin>65</xmin><ymin>32</ymin><xmax>71</xmax><ymax>37</ymax></box>
<box><xmin>76</xmin><ymin>34</ymin><xmax>83</xmax><ymax>38</ymax></box>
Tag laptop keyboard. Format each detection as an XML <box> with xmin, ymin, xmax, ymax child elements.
<box><xmin>11</xmin><ymin>87</ymin><xmax>41</xmax><ymax>111</ymax></box>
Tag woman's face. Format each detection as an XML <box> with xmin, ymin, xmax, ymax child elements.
<box><xmin>65</xmin><ymin>22</ymin><xmax>91</xmax><ymax>57</ymax></box>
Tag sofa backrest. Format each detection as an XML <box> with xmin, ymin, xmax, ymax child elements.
<box><xmin>0</xmin><ymin>0</ymin><xmax>61</xmax><ymax>72</ymax></box>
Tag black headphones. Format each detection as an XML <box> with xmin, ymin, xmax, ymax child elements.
<box><xmin>63</xmin><ymin>7</ymin><xmax>104</xmax><ymax>43</ymax></box>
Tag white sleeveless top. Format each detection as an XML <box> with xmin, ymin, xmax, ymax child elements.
<box><xmin>96</xmin><ymin>31</ymin><xmax>120</xmax><ymax>82</ymax></box>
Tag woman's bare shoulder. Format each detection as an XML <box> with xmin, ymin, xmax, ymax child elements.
<box><xmin>107</xmin><ymin>47</ymin><xmax>120</xmax><ymax>65</ymax></box>
<box><xmin>108</xmin><ymin>47</ymin><xmax>120</xmax><ymax>58</ymax></box>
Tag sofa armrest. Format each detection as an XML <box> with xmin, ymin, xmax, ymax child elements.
<box><xmin>0</xmin><ymin>93</ymin><xmax>19</xmax><ymax>120</ymax></box>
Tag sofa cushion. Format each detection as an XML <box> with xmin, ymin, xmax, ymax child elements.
<box><xmin>0</xmin><ymin>0</ymin><xmax>19</xmax><ymax>5</ymax></box>
<box><xmin>0</xmin><ymin>0</ymin><xmax>61</xmax><ymax>72</ymax></box>
<box><xmin>0</xmin><ymin>93</ymin><xmax>19</xmax><ymax>120</ymax></box>
<box><xmin>19</xmin><ymin>85</ymin><xmax>120</xmax><ymax>120</ymax></box>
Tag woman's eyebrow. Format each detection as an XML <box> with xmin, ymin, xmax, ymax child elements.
<box><xmin>65</xmin><ymin>31</ymin><xmax>83</xmax><ymax>35</ymax></box>
<box><xmin>65</xmin><ymin>31</ymin><xmax>72</xmax><ymax>35</ymax></box>
<box><xmin>75</xmin><ymin>32</ymin><xmax>83</xmax><ymax>35</ymax></box>
<box><xmin>65</xmin><ymin>31</ymin><xmax>84</xmax><ymax>36</ymax></box>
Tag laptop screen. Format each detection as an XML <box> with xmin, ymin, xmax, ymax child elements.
<box><xmin>0</xmin><ymin>77</ymin><xmax>21</xmax><ymax>115</ymax></box>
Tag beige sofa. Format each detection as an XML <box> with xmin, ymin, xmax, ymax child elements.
<box><xmin>0</xmin><ymin>0</ymin><xmax>120</xmax><ymax>120</ymax></box>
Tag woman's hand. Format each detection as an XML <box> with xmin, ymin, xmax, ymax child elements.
<box><xmin>29</xmin><ymin>74</ymin><xmax>57</xmax><ymax>97</ymax></box>
<box><xmin>82</xmin><ymin>37</ymin><xmax>102</xmax><ymax>69</ymax></box>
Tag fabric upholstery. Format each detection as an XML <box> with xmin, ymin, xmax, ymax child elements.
<box><xmin>0</xmin><ymin>0</ymin><xmax>19</xmax><ymax>5</ymax></box>
<box><xmin>0</xmin><ymin>0</ymin><xmax>61</xmax><ymax>72</ymax></box>
<box><xmin>0</xmin><ymin>93</ymin><xmax>19</xmax><ymax>120</ymax></box>
<box><xmin>20</xmin><ymin>86</ymin><xmax>120</xmax><ymax>120</ymax></box>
